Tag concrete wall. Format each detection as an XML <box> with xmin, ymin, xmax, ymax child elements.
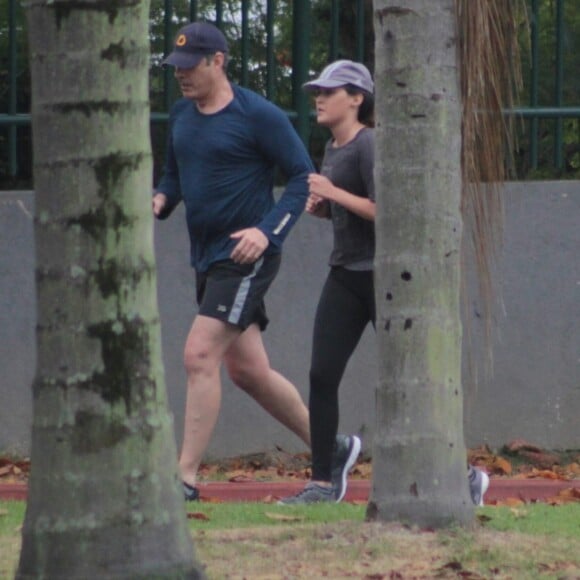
<box><xmin>1</xmin><ymin>182</ymin><xmax>579</xmax><ymax>458</ymax></box>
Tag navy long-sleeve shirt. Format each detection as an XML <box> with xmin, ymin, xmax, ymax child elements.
<box><xmin>156</xmin><ymin>85</ymin><xmax>314</xmax><ymax>272</ymax></box>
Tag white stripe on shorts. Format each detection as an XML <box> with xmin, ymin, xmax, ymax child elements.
<box><xmin>228</xmin><ymin>257</ymin><xmax>264</xmax><ymax>326</ymax></box>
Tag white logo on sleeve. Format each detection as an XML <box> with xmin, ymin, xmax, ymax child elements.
<box><xmin>273</xmin><ymin>212</ymin><xmax>291</xmax><ymax>235</ymax></box>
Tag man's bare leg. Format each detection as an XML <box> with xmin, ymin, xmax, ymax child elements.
<box><xmin>179</xmin><ymin>315</ymin><xmax>241</xmax><ymax>487</ymax></box>
<box><xmin>224</xmin><ymin>323</ymin><xmax>310</xmax><ymax>446</ymax></box>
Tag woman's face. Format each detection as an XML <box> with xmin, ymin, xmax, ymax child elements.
<box><xmin>313</xmin><ymin>88</ymin><xmax>361</xmax><ymax>127</ymax></box>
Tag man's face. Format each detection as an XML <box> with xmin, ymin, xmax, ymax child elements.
<box><xmin>174</xmin><ymin>53</ymin><xmax>222</xmax><ymax>101</ymax></box>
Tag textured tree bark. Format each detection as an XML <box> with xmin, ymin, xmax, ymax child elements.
<box><xmin>368</xmin><ymin>0</ymin><xmax>474</xmax><ymax>528</ymax></box>
<box><xmin>17</xmin><ymin>1</ymin><xmax>205</xmax><ymax>577</ymax></box>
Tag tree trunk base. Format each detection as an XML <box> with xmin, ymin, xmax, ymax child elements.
<box><xmin>366</xmin><ymin>497</ymin><xmax>475</xmax><ymax>529</ymax></box>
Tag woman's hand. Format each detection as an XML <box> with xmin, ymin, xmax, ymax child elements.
<box><xmin>306</xmin><ymin>194</ymin><xmax>330</xmax><ymax>218</ymax></box>
<box><xmin>308</xmin><ymin>173</ymin><xmax>337</xmax><ymax>201</ymax></box>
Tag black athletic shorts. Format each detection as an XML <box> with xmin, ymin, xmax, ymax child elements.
<box><xmin>195</xmin><ymin>254</ymin><xmax>281</xmax><ymax>331</ymax></box>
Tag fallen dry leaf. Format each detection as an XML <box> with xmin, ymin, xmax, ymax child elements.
<box><xmin>518</xmin><ymin>450</ymin><xmax>561</xmax><ymax>469</ymax></box>
<box><xmin>546</xmin><ymin>487</ymin><xmax>580</xmax><ymax>504</ymax></box>
<box><xmin>264</xmin><ymin>512</ymin><xmax>305</xmax><ymax>522</ymax></box>
<box><xmin>495</xmin><ymin>497</ymin><xmax>526</xmax><ymax>507</ymax></box>
<box><xmin>198</xmin><ymin>464</ymin><xmax>220</xmax><ymax>478</ymax></box>
<box><xmin>467</xmin><ymin>444</ymin><xmax>494</xmax><ymax>464</ymax></box>
<box><xmin>547</xmin><ymin>497</ymin><xmax>569</xmax><ymax>506</ymax></box>
<box><xmin>353</xmin><ymin>462</ymin><xmax>372</xmax><ymax>478</ymax></box>
<box><xmin>257</xmin><ymin>466</ymin><xmax>282</xmax><ymax>479</ymax></box>
<box><xmin>435</xmin><ymin>561</ymin><xmax>486</xmax><ymax>579</ymax></box>
<box><xmin>489</xmin><ymin>456</ymin><xmax>512</xmax><ymax>475</ymax></box>
<box><xmin>509</xmin><ymin>507</ymin><xmax>529</xmax><ymax>518</ymax></box>
<box><xmin>350</xmin><ymin>499</ymin><xmax>368</xmax><ymax>506</ymax></box>
<box><xmin>537</xmin><ymin>562</ymin><xmax>580</xmax><ymax>575</ymax></box>
<box><xmin>187</xmin><ymin>512</ymin><xmax>210</xmax><ymax>521</ymax></box>
<box><xmin>528</xmin><ymin>468</ymin><xmax>567</xmax><ymax>480</ymax></box>
<box><xmin>201</xmin><ymin>496</ymin><xmax>223</xmax><ymax>504</ymax></box>
<box><xmin>440</xmin><ymin>560</ymin><xmax>462</xmax><ymax>571</ymax></box>
<box><xmin>227</xmin><ymin>470</ymin><xmax>254</xmax><ymax>483</ymax></box>
<box><xmin>504</xmin><ymin>438</ymin><xmax>542</xmax><ymax>454</ymax></box>
<box><xmin>283</xmin><ymin>469</ymin><xmax>311</xmax><ymax>481</ymax></box>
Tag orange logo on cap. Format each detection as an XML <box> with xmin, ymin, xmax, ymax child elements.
<box><xmin>176</xmin><ymin>34</ymin><xmax>186</xmax><ymax>46</ymax></box>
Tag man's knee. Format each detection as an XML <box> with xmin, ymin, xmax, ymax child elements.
<box><xmin>183</xmin><ymin>317</ymin><xmax>239</xmax><ymax>378</ymax></box>
<box><xmin>183</xmin><ymin>344</ymin><xmax>219</xmax><ymax>378</ymax></box>
<box><xmin>226</xmin><ymin>358</ymin><xmax>253</xmax><ymax>388</ymax></box>
<box><xmin>226</xmin><ymin>357</ymin><xmax>269</xmax><ymax>391</ymax></box>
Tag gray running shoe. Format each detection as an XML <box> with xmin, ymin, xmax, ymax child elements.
<box><xmin>278</xmin><ymin>482</ymin><xmax>336</xmax><ymax>505</ymax></box>
<box><xmin>183</xmin><ymin>481</ymin><xmax>200</xmax><ymax>501</ymax></box>
<box><xmin>468</xmin><ymin>466</ymin><xmax>489</xmax><ymax>507</ymax></box>
<box><xmin>331</xmin><ymin>434</ymin><xmax>362</xmax><ymax>502</ymax></box>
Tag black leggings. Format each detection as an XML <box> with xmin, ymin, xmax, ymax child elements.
<box><xmin>309</xmin><ymin>266</ymin><xmax>375</xmax><ymax>481</ymax></box>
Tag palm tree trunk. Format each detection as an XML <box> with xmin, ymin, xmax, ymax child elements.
<box><xmin>17</xmin><ymin>1</ymin><xmax>204</xmax><ymax>577</ymax></box>
<box><xmin>368</xmin><ymin>0</ymin><xmax>473</xmax><ymax>528</ymax></box>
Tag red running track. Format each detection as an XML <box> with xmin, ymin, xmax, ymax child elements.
<box><xmin>1</xmin><ymin>479</ymin><xmax>578</xmax><ymax>504</ymax></box>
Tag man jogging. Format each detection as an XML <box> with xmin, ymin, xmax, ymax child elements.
<box><xmin>154</xmin><ymin>21</ymin><xmax>360</xmax><ymax>501</ymax></box>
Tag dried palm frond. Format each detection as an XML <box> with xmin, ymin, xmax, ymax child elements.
<box><xmin>456</xmin><ymin>0</ymin><xmax>526</xmax><ymax>369</ymax></box>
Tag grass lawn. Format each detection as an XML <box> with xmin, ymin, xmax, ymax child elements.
<box><xmin>1</xmin><ymin>501</ymin><xmax>579</xmax><ymax>578</ymax></box>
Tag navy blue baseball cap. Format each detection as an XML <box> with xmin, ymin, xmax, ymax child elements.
<box><xmin>162</xmin><ymin>22</ymin><xmax>228</xmax><ymax>69</ymax></box>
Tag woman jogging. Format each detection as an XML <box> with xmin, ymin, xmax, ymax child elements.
<box><xmin>280</xmin><ymin>60</ymin><xmax>489</xmax><ymax>506</ymax></box>
<box><xmin>280</xmin><ymin>60</ymin><xmax>376</xmax><ymax>504</ymax></box>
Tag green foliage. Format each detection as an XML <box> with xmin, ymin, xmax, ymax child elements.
<box><xmin>0</xmin><ymin>0</ymin><xmax>29</xmax><ymax>112</ymax></box>
<box><xmin>147</xmin><ymin>0</ymin><xmax>360</xmax><ymax>175</ymax></box>
<box><xmin>0</xmin><ymin>0</ymin><xmax>32</xmax><ymax>188</ymax></box>
<box><xmin>2</xmin><ymin>0</ymin><xmax>579</xmax><ymax>188</ymax></box>
<box><xmin>519</xmin><ymin>1</ymin><xmax>580</xmax><ymax>106</ymax></box>
<box><xmin>514</xmin><ymin>0</ymin><xmax>580</xmax><ymax>177</ymax></box>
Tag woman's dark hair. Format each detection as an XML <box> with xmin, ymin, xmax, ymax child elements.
<box><xmin>345</xmin><ymin>85</ymin><xmax>374</xmax><ymax>127</ymax></box>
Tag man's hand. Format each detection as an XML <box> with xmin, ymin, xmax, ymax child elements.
<box><xmin>230</xmin><ymin>227</ymin><xmax>269</xmax><ymax>264</ymax></box>
<box><xmin>152</xmin><ymin>193</ymin><xmax>168</xmax><ymax>217</ymax></box>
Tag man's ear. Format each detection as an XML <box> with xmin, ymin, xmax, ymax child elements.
<box><xmin>214</xmin><ymin>51</ymin><xmax>226</xmax><ymax>68</ymax></box>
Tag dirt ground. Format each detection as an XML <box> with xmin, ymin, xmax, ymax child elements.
<box><xmin>193</xmin><ymin>519</ymin><xmax>580</xmax><ymax>579</ymax></box>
